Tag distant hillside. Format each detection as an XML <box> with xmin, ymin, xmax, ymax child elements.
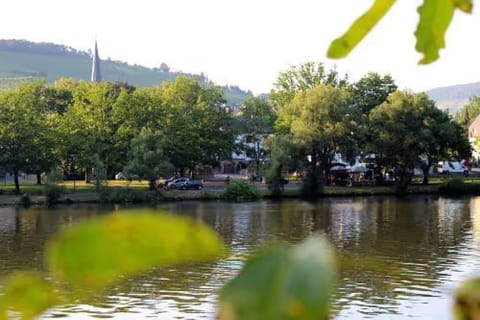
<box><xmin>0</xmin><ymin>39</ymin><xmax>252</xmax><ymax>105</ymax></box>
<box><xmin>426</xmin><ymin>82</ymin><xmax>480</xmax><ymax>114</ymax></box>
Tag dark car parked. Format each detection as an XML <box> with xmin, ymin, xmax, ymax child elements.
<box><xmin>179</xmin><ymin>180</ymin><xmax>203</xmax><ymax>190</ymax></box>
<box><xmin>166</xmin><ymin>177</ymin><xmax>189</xmax><ymax>189</ymax></box>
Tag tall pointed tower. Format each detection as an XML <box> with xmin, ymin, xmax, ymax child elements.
<box><xmin>91</xmin><ymin>41</ymin><xmax>102</xmax><ymax>82</ymax></box>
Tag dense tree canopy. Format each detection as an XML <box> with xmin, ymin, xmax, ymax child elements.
<box><xmin>238</xmin><ymin>97</ymin><xmax>276</xmax><ymax>177</ymax></box>
<box><xmin>455</xmin><ymin>96</ymin><xmax>480</xmax><ymax>129</ymax></box>
<box><xmin>278</xmin><ymin>84</ymin><xmax>359</xmax><ymax>197</ymax></box>
<box><xmin>369</xmin><ymin>91</ymin><xmax>471</xmax><ymax>193</ymax></box>
<box><xmin>350</xmin><ymin>72</ymin><xmax>397</xmax><ymax>114</ymax></box>
<box><xmin>0</xmin><ymin>81</ymin><xmax>55</xmax><ymax>194</ymax></box>
<box><xmin>270</xmin><ymin>62</ymin><xmax>348</xmax><ymax>114</ymax></box>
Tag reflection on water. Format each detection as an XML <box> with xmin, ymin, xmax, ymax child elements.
<box><xmin>1</xmin><ymin>197</ymin><xmax>480</xmax><ymax>319</ymax></box>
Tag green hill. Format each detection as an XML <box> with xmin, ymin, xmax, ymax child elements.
<box><xmin>0</xmin><ymin>39</ymin><xmax>252</xmax><ymax>105</ymax></box>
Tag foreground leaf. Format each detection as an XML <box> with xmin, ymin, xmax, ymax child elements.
<box><xmin>454</xmin><ymin>278</ymin><xmax>480</xmax><ymax>320</ymax></box>
<box><xmin>0</xmin><ymin>272</ymin><xmax>59</xmax><ymax>320</ymax></box>
<box><xmin>453</xmin><ymin>0</ymin><xmax>473</xmax><ymax>13</ymax></box>
<box><xmin>415</xmin><ymin>0</ymin><xmax>455</xmax><ymax>64</ymax></box>
<box><xmin>46</xmin><ymin>211</ymin><xmax>225</xmax><ymax>289</ymax></box>
<box><xmin>327</xmin><ymin>0</ymin><xmax>396</xmax><ymax>59</ymax></box>
<box><xmin>218</xmin><ymin>236</ymin><xmax>335</xmax><ymax>320</ymax></box>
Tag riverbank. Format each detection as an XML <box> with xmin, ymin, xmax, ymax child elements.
<box><xmin>1</xmin><ymin>173</ymin><xmax>478</xmax><ymax>207</ymax></box>
<box><xmin>0</xmin><ymin>180</ymin><xmax>445</xmax><ymax>207</ymax></box>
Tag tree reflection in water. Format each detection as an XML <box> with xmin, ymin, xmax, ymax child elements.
<box><xmin>0</xmin><ymin>197</ymin><xmax>478</xmax><ymax>319</ymax></box>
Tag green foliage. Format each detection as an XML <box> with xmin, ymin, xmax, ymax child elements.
<box><xmin>46</xmin><ymin>211</ymin><xmax>226</xmax><ymax>290</ymax></box>
<box><xmin>99</xmin><ymin>188</ymin><xmax>160</xmax><ymax>203</ymax></box>
<box><xmin>454</xmin><ymin>278</ymin><xmax>480</xmax><ymax>320</ymax></box>
<box><xmin>0</xmin><ymin>80</ymin><xmax>55</xmax><ymax>194</ymax></box>
<box><xmin>415</xmin><ymin>0</ymin><xmax>455</xmax><ymax>64</ymax></box>
<box><xmin>238</xmin><ymin>97</ymin><xmax>276</xmax><ymax>177</ymax></box>
<box><xmin>350</xmin><ymin>72</ymin><xmax>397</xmax><ymax>114</ymax></box>
<box><xmin>0</xmin><ymin>271</ymin><xmax>59</xmax><ymax>320</ymax></box>
<box><xmin>160</xmin><ymin>77</ymin><xmax>235</xmax><ymax>173</ymax></box>
<box><xmin>278</xmin><ymin>84</ymin><xmax>359</xmax><ymax>196</ymax></box>
<box><xmin>125</xmin><ymin>128</ymin><xmax>173</xmax><ymax>190</ymax></box>
<box><xmin>328</xmin><ymin>0</ymin><xmax>396</xmax><ymax>59</ymax></box>
<box><xmin>439</xmin><ymin>178</ymin><xmax>480</xmax><ymax>194</ymax></box>
<box><xmin>218</xmin><ymin>236</ymin><xmax>335</xmax><ymax>320</ymax></box>
<box><xmin>369</xmin><ymin>90</ymin><xmax>471</xmax><ymax>192</ymax></box>
<box><xmin>223</xmin><ymin>179</ymin><xmax>259</xmax><ymax>202</ymax></box>
<box><xmin>455</xmin><ymin>96</ymin><xmax>480</xmax><ymax>129</ymax></box>
<box><xmin>43</xmin><ymin>183</ymin><xmax>64</xmax><ymax>207</ymax></box>
<box><xmin>16</xmin><ymin>193</ymin><xmax>32</xmax><ymax>208</ymax></box>
<box><xmin>270</xmin><ymin>62</ymin><xmax>348</xmax><ymax>118</ymax></box>
<box><xmin>328</xmin><ymin>0</ymin><xmax>474</xmax><ymax>64</ymax></box>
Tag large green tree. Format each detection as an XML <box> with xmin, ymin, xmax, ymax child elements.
<box><xmin>161</xmin><ymin>77</ymin><xmax>235</xmax><ymax>176</ymax></box>
<box><xmin>270</xmin><ymin>62</ymin><xmax>348</xmax><ymax>114</ymax></box>
<box><xmin>369</xmin><ymin>90</ymin><xmax>470</xmax><ymax>192</ymax></box>
<box><xmin>238</xmin><ymin>97</ymin><xmax>276</xmax><ymax>178</ymax></box>
<box><xmin>0</xmin><ymin>81</ymin><xmax>54</xmax><ymax>194</ymax></box>
<box><xmin>57</xmin><ymin>81</ymin><xmax>122</xmax><ymax>182</ymax></box>
<box><xmin>125</xmin><ymin>128</ymin><xmax>174</xmax><ymax>190</ymax></box>
<box><xmin>350</xmin><ymin>72</ymin><xmax>397</xmax><ymax>114</ymax></box>
<box><xmin>278</xmin><ymin>84</ymin><xmax>359</xmax><ymax>197</ymax></box>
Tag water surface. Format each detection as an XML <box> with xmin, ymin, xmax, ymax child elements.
<box><xmin>1</xmin><ymin>196</ymin><xmax>480</xmax><ymax>319</ymax></box>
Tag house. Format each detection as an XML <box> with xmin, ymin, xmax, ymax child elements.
<box><xmin>468</xmin><ymin>115</ymin><xmax>480</xmax><ymax>160</ymax></box>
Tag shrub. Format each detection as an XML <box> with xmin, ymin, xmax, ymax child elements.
<box><xmin>44</xmin><ymin>183</ymin><xmax>64</xmax><ymax>207</ymax></box>
<box><xmin>223</xmin><ymin>179</ymin><xmax>258</xmax><ymax>202</ymax></box>
<box><xmin>99</xmin><ymin>188</ymin><xmax>161</xmax><ymax>204</ymax></box>
<box><xmin>439</xmin><ymin>178</ymin><xmax>480</xmax><ymax>194</ymax></box>
<box><xmin>17</xmin><ymin>194</ymin><xmax>32</xmax><ymax>208</ymax></box>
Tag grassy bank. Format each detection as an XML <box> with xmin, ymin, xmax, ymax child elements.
<box><xmin>1</xmin><ymin>176</ymin><xmax>478</xmax><ymax>207</ymax></box>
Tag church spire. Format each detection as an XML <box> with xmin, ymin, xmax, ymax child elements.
<box><xmin>91</xmin><ymin>40</ymin><xmax>102</xmax><ymax>82</ymax></box>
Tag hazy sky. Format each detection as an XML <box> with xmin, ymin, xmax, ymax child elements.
<box><xmin>1</xmin><ymin>0</ymin><xmax>478</xmax><ymax>94</ymax></box>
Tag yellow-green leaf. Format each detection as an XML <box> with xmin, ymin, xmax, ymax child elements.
<box><xmin>218</xmin><ymin>236</ymin><xmax>336</xmax><ymax>320</ymax></box>
<box><xmin>327</xmin><ymin>0</ymin><xmax>396</xmax><ymax>59</ymax></box>
<box><xmin>453</xmin><ymin>0</ymin><xmax>473</xmax><ymax>13</ymax></box>
<box><xmin>415</xmin><ymin>0</ymin><xmax>455</xmax><ymax>64</ymax></box>
<box><xmin>46</xmin><ymin>211</ymin><xmax>226</xmax><ymax>289</ymax></box>
<box><xmin>453</xmin><ymin>278</ymin><xmax>480</xmax><ymax>320</ymax></box>
<box><xmin>0</xmin><ymin>272</ymin><xmax>59</xmax><ymax>320</ymax></box>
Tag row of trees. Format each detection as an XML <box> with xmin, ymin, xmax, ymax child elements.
<box><xmin>0</xmin><ymin>62</ymin><xmax>471</xmax><ymax>196</ymax></box>
<box><xmin>0</xmin><ymin>78</ymin><xmax>235</xmax><ymax>194</ymax></box>
<box><xmin>265</xmin><ymin>62</ymin><xmax>471</xmax><ymax>196</ymax></box>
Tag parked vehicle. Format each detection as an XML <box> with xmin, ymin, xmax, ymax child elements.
<box><xmin>115</xmin><ymin>172</ymin><xmax>140</xmax><ymax>180</ymax></box>
<box><xmin>166</xmin><ymin>177</ymin><xmax>189</xmax><ymax>189</ymax></box>
<box><xmin>437</xmin><ymin>161</ymin><xmax>469</xmax><ymax>175</ymax></box>
<box><xmin>179</xmin><ymin>180</ymin><xmax>203</xmax><ymax>190</ymax></box>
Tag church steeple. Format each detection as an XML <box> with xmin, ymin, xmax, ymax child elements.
<box><xmin>91</xmin><ymin>40</ymin><xmax>102</xmax><ymax>82</ymax></box>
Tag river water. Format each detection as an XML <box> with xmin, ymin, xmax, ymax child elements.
<box><xmin>1</xmin><ymin>196</ymin><xmax>480</xmax><ymax>319</ymax></box>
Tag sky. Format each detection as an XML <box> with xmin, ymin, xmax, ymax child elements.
<box><xmin>0</xmin><ymin>0</ymin><xmax>479</xmax><ymax>95</ymax></box>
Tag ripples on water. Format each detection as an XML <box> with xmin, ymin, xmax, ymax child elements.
<box><xmin>2</xmin><ymin>197</ymin><xmax>480</xmax><ymax>319</ymax></box>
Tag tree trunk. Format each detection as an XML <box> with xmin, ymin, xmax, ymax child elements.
<box><xmin>36</xmin><ymin>172</ymin><xmax>42</xmax><ymax>185</ymax></box>
<box><xmin>149</xmin><ymin>179</ymin><xmax>157</xmax><ymax>191</ymax></box>
<box><xmin>13</xmin><ymin>168</ymin><xmax>20</xmax><ymax>195</ymax></box>
<box><xmin>396</xmin><ymin>168</ymin><xmax>413</xmax><ymax>195</ymax></box>
<box><xmin>422</xmin><ymin>167</ymin><xmax>430</xmax><ymax>185</ymax></box>
<box><xmin>85</xmin><ymin>168</ymin><xmax>90</xmax><ymax>183</ymax></box>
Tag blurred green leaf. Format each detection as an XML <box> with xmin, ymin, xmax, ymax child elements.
<box><xmin>453</xmin><ymin>0</ymin><xmax>473</xmax><ymax>13</ymax></box>
<box><xmin>0</xmin><ymin>272</ymin><xmax>59</xmax><ymax>320</ymax></box>
<box><xmin>327</xmin><ymin>0</ymin><xmax>396</xmax><ymax>59</ymax></box>
<box><xmin>415</xmin><ymin>0</ymin><xmax>455</xmax><ymax>64</ymax></box>
<box><xmin>218</xmin><ymin>236</ymin><xmax>335</xmax><ymax>320</ymax></box>
<box><xmin>46</xmin><ymin>211</ymin><xmax>226</xmax><ymax>290</ymax></box>
<box><xmin>454</xmin><ymin>278</ymin><xmax>480</xmax><ymax>320</ymax></box>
